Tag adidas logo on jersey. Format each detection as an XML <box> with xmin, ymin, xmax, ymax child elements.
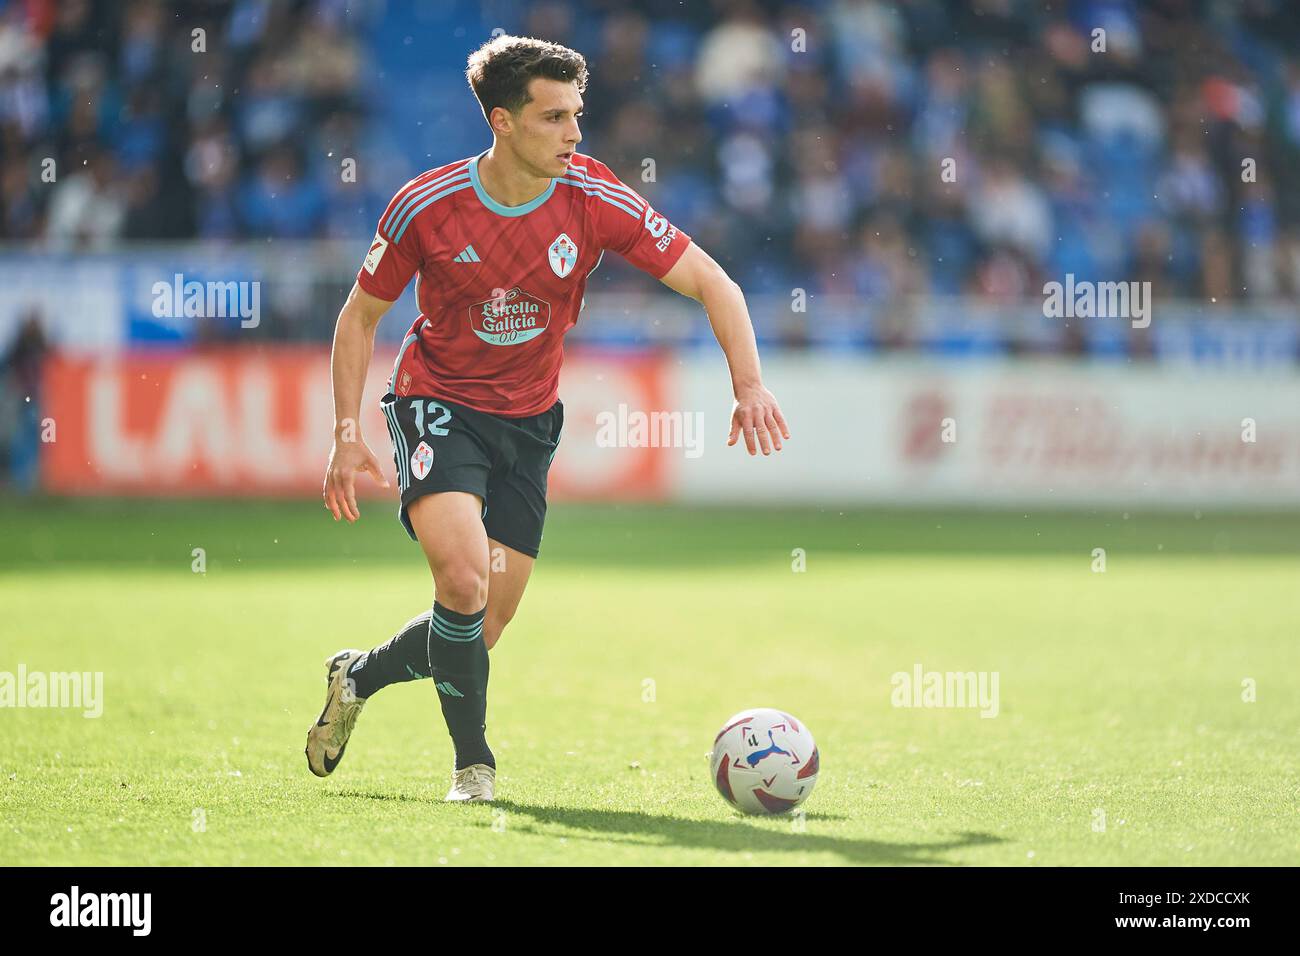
<box><xmin>453</xmin><ymin>244</ymin><xmax>480</xmax><ymax>263</ymax></box>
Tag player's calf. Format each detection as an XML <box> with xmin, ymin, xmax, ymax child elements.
<box><xmin>483</xmin><ymin>616</ymin><xmax>508</xmax><ymax>651</ymax></box>
<box><xmin>336</xmin><ymin>601</ymin><xmax>496</xmax><ymax>777</ymax></box>
<box><xmin>425</xmin><ymin>601</ymin><xmax>494</xmax><ymax>773</ymax></box>
<box><xmin>346</xmin><ymin>611</ymin><xmax>435</xmax><ymax>698</ymax></box>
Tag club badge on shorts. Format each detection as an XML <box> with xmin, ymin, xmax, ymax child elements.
<box><xmin>411</xmin><ymin>441</ymin><xmax>434</xmax><ymax>481</ymax></box>
<box><xmin>548</xmin><ymin>233</ymin><xmax>578</xmax><ymax>278</ymax></box>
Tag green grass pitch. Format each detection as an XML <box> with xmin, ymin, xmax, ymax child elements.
<box><xmin>1</xmin><ymin>498</ymin><xmax>1297</xmax><ymax>866</ymax></box>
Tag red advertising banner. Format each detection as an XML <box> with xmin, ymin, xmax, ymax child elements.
<box><xmin>545</xmin><ymin>348</ymin><xmax>674</xmax><ymax>501</ymax></box>
<box><xmin>39</xmin><ymin>347</ymin><xmax>672</xmax><ymax>501</ymax></box>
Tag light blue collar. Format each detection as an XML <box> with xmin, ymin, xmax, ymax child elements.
<box><xmin>468</xmin><ymin>148</ymin><xmax>556</xmax><ymax>217</ymax></box>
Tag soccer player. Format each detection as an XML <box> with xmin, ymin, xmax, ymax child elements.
<box><xmin>306</xmin><ymin>35</ymin><xmax>789</xmax><ymax>801</ymax></box>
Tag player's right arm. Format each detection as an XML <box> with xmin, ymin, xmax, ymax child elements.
<box><xmin>324</xmin><ymin>283</ymin><xmax>394</xmax><ymax>523</ymax></box>
<box><xmin>324</xmin><ymin>176</ymin><xmax>430</xmax><ymax>522</ymax></box>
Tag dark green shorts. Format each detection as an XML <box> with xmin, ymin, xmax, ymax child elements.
<box><xmin>379</xmin><ymin>392</ymin><xmax>564</xmax><ymax>558</ymax></box>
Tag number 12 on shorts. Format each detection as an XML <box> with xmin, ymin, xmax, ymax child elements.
<box><xmin>413</xmin><ymin>401</ymin><xmax>451</xmax><ymax>437</ymax></box>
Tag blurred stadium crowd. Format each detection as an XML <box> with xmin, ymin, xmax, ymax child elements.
<box><xmin>0</xmin><ymin>0</ymin><xmax>369</xmax><ymax>243</ymax></box>
<box><xmin>4</xmin><ymin>0</ymin><xmax>1300</xmax><ymax>304</ymax></box>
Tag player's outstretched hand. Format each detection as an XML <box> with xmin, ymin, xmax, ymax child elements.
<box><xmin>727</xmin><ymin>383</ymin><xmax>790</xmax><ymax>456</ymax></box>
<box><xmin>323</xmin><ymin>438</ymin><xmax>390</xmax><ymax>522</ymax></box>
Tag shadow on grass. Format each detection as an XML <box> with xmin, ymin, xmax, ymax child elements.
<box><xmin>328</xmin><ymin>790</ymin><xmax>1004</xmax><ymax>864</ymax></box>
<box><xmin>495</xmin><ymin>801</ymin><xmax>1005</xmax><ymax>865</ymax></box>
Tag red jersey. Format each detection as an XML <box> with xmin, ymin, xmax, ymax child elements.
<box><xmin>356</xmin><ymin>150</ymin><xmax>693</xmax><ymax>417</ymax></box>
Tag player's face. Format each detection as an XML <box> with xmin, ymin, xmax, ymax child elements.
<box><xmin>513</xmin><ymin>78</ymin><xmax>583</xmax><ymax>178</ymax></box>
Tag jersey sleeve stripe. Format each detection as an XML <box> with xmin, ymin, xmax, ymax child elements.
<box><xmin>556</xmin><ymin>178</ymin><xmax>642</xmax><ymax>219</ymax></box>
<box><xmin>380</xmin><ymin>170</ymin><xmax>446</xmax><ymax>237</ymax></box>
<box><xmin>565</xmin><ymin>165</ymin><xmax>647</xmax><ymax>209</ymax></box>
<box><xmin>381</xmin><ymin>163</ymin><xmax>472</xmax><ymax>237</ymax></box>
<box><xmin>392</xmin><ymin>180</ymin><xmax>473</xmax><ymax>242</ymax></box>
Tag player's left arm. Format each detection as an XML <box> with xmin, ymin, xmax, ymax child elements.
<box><xmin>659</xmin><ymin>243</ymin><xmax>790</xmax><ymax>456</ymax></box>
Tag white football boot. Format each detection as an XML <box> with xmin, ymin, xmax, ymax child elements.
<box><xmin>445</xmin><ymin>763</ymin><xmax>495</xmax><ymax>802</ymax></box>
<box><xmin>305</xmin><ymin>649</ymin><xmax>367</xmax><ymax>777</ymax></box>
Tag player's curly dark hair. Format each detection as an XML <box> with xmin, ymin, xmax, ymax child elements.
<box><xmin>466</xmin><ymin>34</ymin><xmax>588</xmax><ymax>122</ymax></box>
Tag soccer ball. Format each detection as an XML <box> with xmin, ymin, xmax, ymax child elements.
<box><xmin>709</xmin><ymin>707</ymin><xmax>819</xmax><ymax>815</ymax></box>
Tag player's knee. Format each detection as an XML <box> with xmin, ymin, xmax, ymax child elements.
<box><xmin>434</xmin><ymin>564</ymin><xmax>488</xmax><ymax>612</ymax></box>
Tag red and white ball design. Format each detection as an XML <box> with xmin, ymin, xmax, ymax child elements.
<box><xmin>709</xmin><ymin>708</ymin><xmax>819</xmax><ymax>815</ymax></box>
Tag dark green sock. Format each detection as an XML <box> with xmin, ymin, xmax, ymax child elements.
<box><xmin>427</xmin><ymin>601</ymin><xmax>494</xmax><ymax>771</ymax></box>
<box><xmin>346</xmin><ymin>611</ymin><xmax>433</xmax><ymax>700</ymax></box>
